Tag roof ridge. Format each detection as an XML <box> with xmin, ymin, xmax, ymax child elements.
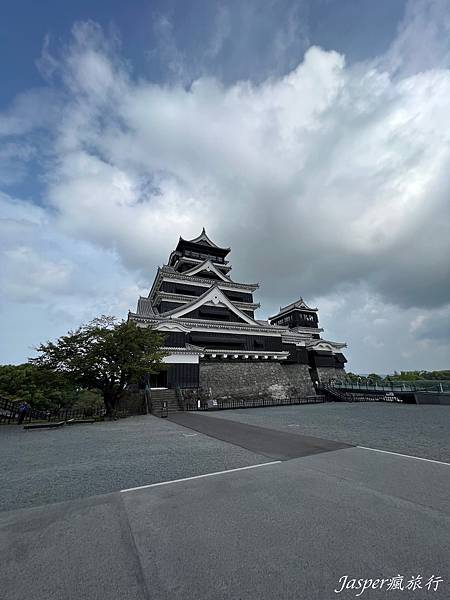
<box><xmin>181</xmin><ymin>227</ymin><xmax>231</xmax><ymax>251</ymax></box>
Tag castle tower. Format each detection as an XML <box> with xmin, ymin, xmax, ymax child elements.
<box><xmin>128</xmin><ymin>229</ymin><xmax>347</xmax><ymax>397</ymax></box>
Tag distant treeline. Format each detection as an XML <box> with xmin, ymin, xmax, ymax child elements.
<box><xmin>0</xmin><ymin>364</ymin><xmax>102</xmax><ymax>411</ymax></box>
<box><xmin>2</xmin><ymin>363</ymin><xmax>449</xmax><ymax>410</ymax></box>
<box><xmin>347</xmin><ymin>370</ymin><xmax>450</xmax><ymax>382</ymax></box>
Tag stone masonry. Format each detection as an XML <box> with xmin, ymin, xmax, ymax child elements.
<box><xmin>198</xmin><ymin>361</ymin><xmax>316</xmax><ymax>402</ymax></box>
<box><xmin>315</xmin><ymin>366</ymin><xmax>347</xmax><ymax>386</ymax></box>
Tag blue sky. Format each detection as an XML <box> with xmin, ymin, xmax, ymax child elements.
<box><xmin>1</xmin><ymin>0</ymin><xmax>406</xmax><ymax>103</ymax></box>
<box><xmin>1</xmin><ymin>0</ymin><xmax>450</xmax><ymax>372</ymax></box>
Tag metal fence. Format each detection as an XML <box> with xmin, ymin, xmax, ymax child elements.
<box><xmin>332</xmin><ymin>380</ymin><xmax>450</xmax><ymax>393</ymax></box>
<box><xmin>0</xmin><ymin>396</ymin><xmax>48</xmax><ymax>424</ymax></box>
<box><xmin>185</xmin><ymin>395</ymin><xmax>326</xmax><ymax>411</ymax></box>
<box><xmin>0</xmin><ymin>395</ymin><xmax>146</xmax><ymax>425</ymax></box>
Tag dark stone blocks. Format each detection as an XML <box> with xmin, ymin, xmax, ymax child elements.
<box><xmin>197</xmin><ymin>361</ymin><xmax>316</xmax><ymax>401</ymax></box>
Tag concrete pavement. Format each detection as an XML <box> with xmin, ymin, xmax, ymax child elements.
<box><xmin>1</xmin><ymin>444</ymin><xmax>449</xmax><ymax>600</ymax></box>
<box><xmin>200</xmin><ymin>402</ymin><xmax>450</xmax><ymax>462</ymax></box>
<box><xmin>0</xmin><ymin>415</ymin><xmax>273</xmax><ymax>512</ymax></box>
<box><xmin>1</xmin><ymin>407</ymin><xmax>449</xmax><ymax>599</ymax></box>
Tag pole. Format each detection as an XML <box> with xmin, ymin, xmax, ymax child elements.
<box><xmin>144</xmin><ymin>385</ymin><xmax>151</xmax><ymax>414</ymax></box>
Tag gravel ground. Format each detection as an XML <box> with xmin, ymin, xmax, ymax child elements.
<box><xmin>0</xmin><ymin>415</ymin><xmax>271</xmax><ymax>512</ymax></box>
<box><xmin>2</xmin><ymin>403</ymin><xmax>448</xmax><ymax>513</ymax></box>
<box><xmin>202</xmin><ymin>402</ymin><xmax>450</xmax><ymax>462</ymax></box>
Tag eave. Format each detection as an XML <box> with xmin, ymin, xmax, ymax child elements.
<box><xmin>168</xmin><ymin>252</ymin><xmax>232</xmax><ymax>271</ymax></box>
<box><xmin>177</xmin><ymin>227</ymin><xmax>231</xmax><ymax>253</ymax></box>
<box><xmin>148</xmin><ymin>267</ymin><xmax>259</xmax><ymax>303</ymax></box>
<box><xmin>129</xmin><ymin>313</ymin><xmax>286</xmax><ymax>336</ymax></box>
<box><xmin>155</xmin><ymin>291</ymin><xmax>260</xmax><ymax>312</ymax></box>
<box><xmin>270</xmin><ymin>297</ymin><xmax>318</xmax><ymax>321</ymax></box>
<box><xmin>187</xmin><ymin>227</ymin><xmax>230</xmax><ymax>249</ymax></box>
<box><xmin>174</xmin><ymin>256</ymin><xmax>232</xmax><ymax>272</ymax></box>
<box><xmin>161</xmin><ymin>285</ymin><xmax>261</xmax><ymax>326</ymax></box>
<box><xmin>161</xmin><ymin>344</ymin><xmax>204</xmax><ymax>355</ymax></box>
<box><xmin>182</xmin><ymin>259</ymin><xmax>232</xmax><ymax>282</ymax></box>
<box><xmin>306</xmin><ymin>339</ymin><xmax>347</xmax><ymax>352</ymax></box>
<box><xmin>200</xmin><ymin>350</ymin><xmax>289</xmax><ymax>360</ymax></box>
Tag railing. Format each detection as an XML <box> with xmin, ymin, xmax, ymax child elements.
<box><xmin>331</xmin><ymin>380</ymin><xmax>450</xmax><ymax>393</ymax></box>
<box><xmin>185</xmin><ymin>395</ymin><xmax>326</xmax><ymax>411</ymax></box>
<box><xmin>0</xmin><ymin>395</ymin><xmax>149</xmax><ymax>425</ymax></box>
<box><xmin>0</xmin><ymin>396</ymin><xmax>51</xmax><ymax>424</ymax></box>
<box><xmin>322</xmin><ymin>386</ymin><xmax>396</xmax><ymax>403</ymax></box>
<box><xmin>175</xmin><ymin>387</ymin><xmax>185</xmax><ymax>411</ymax></box>
<box><xmin>184</xmin><ymin>250</ymin><xmax>225</xmax><ymax>264</ymax></box>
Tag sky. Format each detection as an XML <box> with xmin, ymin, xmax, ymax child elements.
<box><xmin>1</xmin><ymin>0</ymin><xmax>450</xmax><ymax>373</ymax></box>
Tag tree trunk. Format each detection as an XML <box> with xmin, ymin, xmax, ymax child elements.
<box><xmin>103</xmin><ymin>390</ymin><xmax>118</xmax><ymax>419</ymax></box>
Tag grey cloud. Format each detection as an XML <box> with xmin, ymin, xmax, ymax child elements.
<box><xmin>412</xmin><ymin>307</ymin><xmax>450</xmax><ymax>343</ymax></box>
<box><xmin>35</xmin><ymin>26</ymin><xmax>450</xmax><ymax>315</ymax></box>
<box><xmin>1</xmin><ymin>4</ymin><xmax>450</xmax><ymax>372</ymax></box>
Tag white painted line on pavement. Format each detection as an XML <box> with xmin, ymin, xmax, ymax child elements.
<box><xmin>357</xmin><ymin>446</ymin><xmax>450</xmax><ymax>466</ymax></box>
<box><xmin>182</xmin><ymin>433</ymin><xmax>198</xmax><ymax>437</ymax></box>
<box><xmin>120</xmin><ymin>461</ymin><xmax>281</xmax><ymax>493</ymax></box>
<box><xmin>287</xmin><ymin>424</ymin><xmax>300</xmax><ymax>427</ymax></box>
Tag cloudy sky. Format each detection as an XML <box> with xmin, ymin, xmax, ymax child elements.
<box><xmin>1</xmin><ymin>0</ymin><xmax>450</xmax><ymax>373</ymax></box>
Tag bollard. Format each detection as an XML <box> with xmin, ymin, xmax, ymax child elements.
<box><xmin>161</xmin><ymin>400</ymin><xmax>168</xmax><ymax>418</ymax></box>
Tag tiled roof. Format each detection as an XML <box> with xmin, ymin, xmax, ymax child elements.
<box><xmin>279</xmin><ymin>298</ymin><xmax>318</xmax><ymax>313</ymax></box>
<box><xmin>136</xmin><ymin>297</ymin><xmax>155</xmax><ymax>317</ymax></box>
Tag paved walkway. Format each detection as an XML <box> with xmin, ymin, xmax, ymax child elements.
<box><xmin>1</xmin><ymin>409</ymin><xmax>449</xmax><ymax>599</ymax></box>
<box><xmin>169</xmin><ymin>412</ymin><xmax>352</xmax><ymax>459</ymax></box>
<box><xmin>1</xmin><ymin>444</ymin><xmax>449</xmax><ymax>600</ymax></box>
<box><xmin>200</xmin><ymin>402</ymin><xmax>450</xmax><ymax>462</ymax></box>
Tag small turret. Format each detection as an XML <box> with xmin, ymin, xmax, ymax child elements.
<box><xmin>168</xmin><ymin>228</ymin><xmax>231</xmax><ymax>274</ymax></box>
<box><xmin>269</xmin><ymin>298</ymin><xmax>319</xmax><ymax>329</ymax></box>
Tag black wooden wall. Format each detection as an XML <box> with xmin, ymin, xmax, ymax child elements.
<box><xmin>188</xmin><ymin>332</ymin><xmax>283</xmax><ymax>351</ymax></box>
<box><xmin>160</xmin><ymin>281</ymin><xmax>253</xmax><ymax>303</ymax></box>
<box><xmin>167</xmin><ymin>363</ymin><xmax>199</xmax><ymax>388</ymax></box>
<box><xmin>308</xmin><ymin>351</ymin><xmax>347</xmax><ymax>369</ymax></box>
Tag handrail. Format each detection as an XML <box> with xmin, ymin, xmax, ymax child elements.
<box><xmin>330</xmin><ymin>380</ymin><xmax>449</xmax><ymax>393</ymax></box>
<box><xmin>175</xmin><ymin>387</ymin><xmax>186</xmax><ymax>411</ymax></box>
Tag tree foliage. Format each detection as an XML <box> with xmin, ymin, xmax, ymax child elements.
<box><xmin>347</xmin><ymin>370</ymin><xmax>450</xmax><ymax>383</ymax></box>
<box><xmin>31</xmin><ymin>316</ymin><xmax>167</xmax><ymax>415</ymax></box>
<box><xmin>0</xmin><ymin>363</ymin><xmax>80</xmax><ymax>411</ymax></box>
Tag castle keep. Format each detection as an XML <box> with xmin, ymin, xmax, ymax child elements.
<box><xmin>128</xmin><ymin>229</ymin><xmax>347</xmax><ymax>401</ymax></box>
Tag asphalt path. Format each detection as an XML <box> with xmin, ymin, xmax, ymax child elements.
<box><xmin>169</xmin><ymin>412</ymin><xmax>352</xmax><ymax>459</ymax></box>
<box><xmin>199</xmin><ymin>403</ymin><xmax>450</xmax><ymax>462</ymax></box>
<box><xmin>2</xmin><ymin>404</ymin><xmax>447</xmax><ymax>512</ymax></box>
<box><xmin>0</xmin><ymin>416</ymin><xmax>272</xmax><ymax>512</ymax></box>
<box><xmin>1</xmin><ymin>446</ymin><xmax>449</xmax><ymax>600</ymax></box>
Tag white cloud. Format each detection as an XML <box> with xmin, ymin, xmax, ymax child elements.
<box><xmin>0</xmin><ymin>143</ymin><xmax>35</xmax><ymax>186</ymax></box>
<box><xmin>43</xmin><ymin>24</ymin><xmax>450</xmax><ymax>308</ymax></box>
<box><xmin>0</xmin><ymin>88</ymin><xmax>60</xmax><ymax>137</ymax></box>
<box><xmin>0</xmin><ymin>192</ymin><xmax>145</xmax><ymax>362</ymax></box>
<box><xmin>1</xmin><ymin>3</ymin><xmax>450</xmax><ymax>371</ymax></box>
<box><xmin>380</xmin><ymin>0</ymin><xmax>450</xmax><ymax>77</ymax></box>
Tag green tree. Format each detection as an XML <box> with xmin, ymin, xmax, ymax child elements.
<box><xmin>0</xmin><ymin>363</ymin><xmax>79</xmax><ymax>410</ymax></box>
<box><xmin>31</xmin><ymin>316</ymin><xmax>167</xmax><ymax>416</ymax></box>
<box><xmin>346</xmin><ymin>372</ymin><xmax>361</xmax><ymax>382</ymax></box>
<box><xmin>367</xmin><ymin>373</ymin><xmax>383</xmax><ymax>383</ymax></box>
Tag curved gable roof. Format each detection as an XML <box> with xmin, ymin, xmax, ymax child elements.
<box><xmin>186</xmin><ymin>227</ymin><xmax>229</xmax><ymax>250</ymax></box>
<box><xmin>182</xmin><ymin>259</ymin><xmax>231</xmax><ymax>282</ymax></box>
<box><xmin>160</xmin><ymin>285</ymin><xmax>262</xmax><ymax>326</ymax></box>
<box><xmin>270</xmin><ymin>297</ymin><xmax>318</xmax><ymax>321</ymax></box>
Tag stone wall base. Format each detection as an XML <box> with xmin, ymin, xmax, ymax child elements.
<box><xmin>315</xmin><ymin>367</ymin><xmax>347</xmax><ymax>386</ymax></box>
<box><xmin>186</xmin><ymin>361</ymin><xmax>317</xmax><ymax>402</ymax></box>
<box><xmin>118</xmin><ymin>386</ymin><xmax>146</xmax><ymax>414</ymax></box>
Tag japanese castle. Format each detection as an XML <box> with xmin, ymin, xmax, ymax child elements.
<box><xmin>129</xmin><ymin>229</ymin><xmax>347</xmax><ymax>400</ymax></box>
